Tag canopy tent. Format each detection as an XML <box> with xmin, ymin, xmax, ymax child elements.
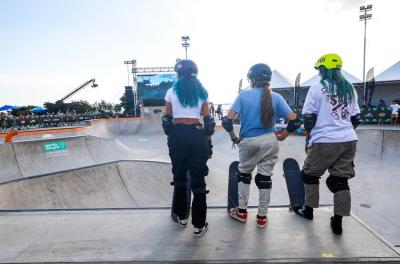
<box><xmin>301</xmin><ymin>69</ymin><xmax>361</xmax><ymax>87</ymax></box>
<box><xmin>369</xmin><ymin>61</ymin><xmax>400</xmax><ymax>105</ymax></box>
<box><xmin>375</xmin><ymin>61</ymin><xmax>400</xmax><ymax>84</ymax></box>
<box><xmin>0</xmin><ymin>105</ymin><xmax>20</xmax><ymax>111</ymax></box>
<box><xmin>29</xmin><ymin>106</ymin><xmax>48</xmax><ymax>113</ymax></box>
<box><xmin>270</xmin><ymin>70</ymin><xmax>294</xmax><ymax>89</ymax></box>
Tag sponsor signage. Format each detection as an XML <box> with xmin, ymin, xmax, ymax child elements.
<box><xmin>43</xmin><ymin>141</ymin><xmax>68</xmax><ymax>154</ymax></box>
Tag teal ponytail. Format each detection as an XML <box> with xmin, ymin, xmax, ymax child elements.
<box><xmin>319</xmin><ymin>67</ymin><xmax>354</xmax><ymax>104</ymax></box>
<box><xmin>173</xmin><ymin>77</ymin><xmax>208</xmax><ymax>107</ymax></box>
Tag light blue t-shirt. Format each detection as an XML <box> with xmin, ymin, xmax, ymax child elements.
<box><xmin>231</xmin><ymin>88</ymin><xmax>292</xmax><ymax>138</ymax></box>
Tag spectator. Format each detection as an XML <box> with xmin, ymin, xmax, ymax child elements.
<box><xmin>390</xmin><ymin>100</ymin><xmax>400</xmax><ymax>125</ymax></box>
<box><xmin>378</xmin><ymin>99</ymin><xmax>386</xmax><ymax>108</ymax></box>
<box><xmin>209</xmin><ymin>102</ymin><xmax>215</xmax><ymax>116</ymax></box>
<box><xmin>135</xmin><ymin>102</ymin><xmax>142</xmax><ymax>117</ymax></box>
<box><xmin>215</xmin><ymin>104</ymin><xmax>223</xmax><ymax>120</ymax></box>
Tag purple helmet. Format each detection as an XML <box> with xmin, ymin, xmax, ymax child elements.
<box><xmin>174</xmin><ymin>60</ymin><xmax>198</xmax><ymax>78</ymax></box>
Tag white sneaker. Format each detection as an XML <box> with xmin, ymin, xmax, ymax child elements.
<box><xmin>193</xmin><ymin>222</ymin><xmax>208</xmax><ymax>237</ymax></box>
<box><xmin>177</xmin><ymin>217</ymin><xmax>188</xmax><ymax>228</ymax></box>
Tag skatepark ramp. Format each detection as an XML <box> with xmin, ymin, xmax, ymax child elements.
<box><xmin>0</xmin><ymin>135</ymin><xmax>148</xmax><ymax>183</ymax></box>
<box><xmin>356</xmin><ymin>128</ymin><xmax>400</xmax><ymax>161</ymax></box>
<box><xmin>88</xmin><ymin>108</ymin><xmax>164</xmax><ymax>137</ymax></box>
<box><xmin>0</xmin><ymin>160</ymin><xmax>174</xmax><ymax>210</ymax></box>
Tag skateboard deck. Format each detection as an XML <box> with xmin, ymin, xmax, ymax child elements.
<box><xmin>283</xmin><ymin>158</ymin><xmax>305</xmax><ymax>210</ymax></box>
<box><xmin>227</xmin><ymin>161</ymin><xmax>240</xmax><ymax>212</ymax></box>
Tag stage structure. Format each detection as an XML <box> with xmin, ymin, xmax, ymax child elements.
<box><xmin>124</xmin><ymin>60</ymin><xmax>175</xmax><ymax>115</ymax></box>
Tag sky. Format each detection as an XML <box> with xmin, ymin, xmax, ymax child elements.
<box><xmin>1</xmin><ymin>0</ymin><xmax>399</xmax><ymax>106</ymax></box>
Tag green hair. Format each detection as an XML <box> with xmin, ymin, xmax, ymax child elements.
<box><xmin>319</xmin><ymin>67</ymin><xmax>354</xmax><ymax>104</ymax></box>
<box><xmin>173</xmin><ymin>77</ymin><xmax>208</xmax><ymax>107</ymax></box>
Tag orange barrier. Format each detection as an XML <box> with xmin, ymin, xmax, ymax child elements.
<box><xmin>4</xmin><ymin>130</ymin><xmax>18</xmax><ymax>142</ymax></box>
<box><xmin>0</xmin><ymin>127</ymin><xmax>86</xmax><ymax>138</ymax></box>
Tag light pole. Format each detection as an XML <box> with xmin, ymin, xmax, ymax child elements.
<box><xmin>359</xmin><ymin>4</ymin><xmax>373</xmax><ymax>102</ymax></box>
<box><xmin>181</xmin><ymin>36</ymin><xmax>190</xmax><ymax>59</ymax></box>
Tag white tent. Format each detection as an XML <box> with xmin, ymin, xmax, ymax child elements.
<box><xmin>270</xmin><ymin>70</ymin><xmax>294</xmax><ymax>89</ymax></box>
<box><xmin>371</xmin><ymin>61</ymin><xmax>400</xmax><ymax>104</ymax></box>
<box><xmin>375</xmin><ymin>61</ymin><xmax>400</xmax><ymax>83</ymax></box>
<box><xmin>301</xmin><ymin>69</ymin><xmax>361</xmax><ymax>87</ymax></box>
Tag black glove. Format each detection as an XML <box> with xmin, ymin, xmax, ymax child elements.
<box><xmin>286</xmin><ymin>118</ymin><xmax>302</xmax><ymax>133</ymax></box>
<box><xmin>232</xmin><ymin>137</ymin><xmax>242</xmax><ymax>145</ymax></box>
<box><xmin>207</xmin><ymin>140</ymin><xmax>213</xmax><ymax>159</ymax></box>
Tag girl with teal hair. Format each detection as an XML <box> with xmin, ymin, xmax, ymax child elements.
<box><xmin>163</xmin><ymin>59</ymin><xmax>214</xmax><ymax>237</ymax></box>
<box><xmin>297</xmin><ymin>53</ymin><xmax>361</xmax><ymax>236</ymax></box>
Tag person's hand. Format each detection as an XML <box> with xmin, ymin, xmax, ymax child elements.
<box><xmin>207</xmin><ymin>140</ymin><xmax>213</xmax><ymax>159</ymax></box>
<box><xmin>231</xmin><ymin>136</ymin><xmax>242</xmax><ymax>145</ymax></box>
<box><xmin>275</xmin><ymin>129</ymin><xmax>288</xmax><ymax>141</ymax></box>
<box><xmin>304</xmin><ymin>136</ymin><xmax>310</xmax><ymax>154</ymax></box>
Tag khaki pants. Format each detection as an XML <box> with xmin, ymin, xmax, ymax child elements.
<box><xmin>238</xmin><ymin>133</ymin><xmax>279</xmax><ymax>217</ymax></box>
<box><xmin>302</xmin><ymin>141</ymin><xmax>357</xmax><ymax>216</ymax></box>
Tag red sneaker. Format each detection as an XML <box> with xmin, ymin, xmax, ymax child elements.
<box><xmin>229</xmin><ymin>207</ymin><xmax>247</xmax><ymax>223</ymax></box>
<box><xmin>256</xmin><ymin>215</ymin><xmax>268</xmax><ymax>228</ymax></box>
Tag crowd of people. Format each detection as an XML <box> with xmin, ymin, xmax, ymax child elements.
<box><xmin>0</xmin><ymin>110</ymin><xmax>120</xmax><ymax>132</ymax></box>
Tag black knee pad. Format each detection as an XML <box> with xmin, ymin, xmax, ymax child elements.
<box><xmin>191</xmin><ymin>177</ymin><xmax>209</xmax><ymax>195</ymax></box>
<box><xmin>326</xmin><ymin>175</ymin><xmax>349</xmax><ymax>193</ymax></box>
<box><xmin>301</xmin><ymin>171</ymin><xmax>320</xmax><ymax>184</ymax></box>
<box><xmin>238</xmin><ymin>172</ymin><xmax>252</xmax><ymax>184</ymax></box>
<box><xmin>255</xmin><ymin>174</ymin><xmax>272</xmax><ymax>189</ymax></box>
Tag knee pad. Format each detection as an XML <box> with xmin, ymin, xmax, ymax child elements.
<box><xmin>326</xmin><ymin>175</ymin><xmax>349</xmax><ymax>193</ymax></box>
<box><xmin>255</xmin><ymin>174</ymin><xmax>272</xmax><ymax>189</ymax></box>
<box><xmin>301</xmin><ymin>171</ymin><xmax>320</xmax><ymax>184</ymax></box>
<box><xmin>191</xmin><ymin>177</ymin><xmax>209</xmax><ymax>195</ymax></box>
<box><xmin>238</xmin><ymin>172</ymin><xmax>252</xmax><ymax>185</ymax></box>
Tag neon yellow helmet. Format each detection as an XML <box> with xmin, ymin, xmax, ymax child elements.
<box><xmin>314</xmin><ymin>53</ymin><xmax>342</xmax><ymax>70</ymax></box>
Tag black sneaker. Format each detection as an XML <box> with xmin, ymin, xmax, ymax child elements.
<box><xmin>330</xmin><ymin>216</ymin><xmax>343</xmax><ymax>235</ymax></box>
<box><xmin>193</xmin><ymin>222</ymin><xmax>208</xmax><ymax>237</ymax></box>
<box><xmin>295</xmin><ymin>205</ymin><xmax>313</xmax><ymax>220</ymax></box>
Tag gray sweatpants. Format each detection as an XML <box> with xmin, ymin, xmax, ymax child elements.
<box><xmin>302</xmin><ymin>141</ymin><xmax>357</xmax><ymax>216</ymax></box>
<box><xmin>238</xmin><ymin>133</ymin><xmax>279</xmax><ymax>217</ymax></box>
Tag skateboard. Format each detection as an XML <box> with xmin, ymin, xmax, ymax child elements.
<box><xmin>171</xmin><ymin>171</ymin><xmax>192</xmax><ymax>222</ymax></box>
<box><xmin>282</xmin><ymin>158</ymin><xmax>305</xmax><ymax>211</ymax></box>
<box><xmin>227</xmin><ymin>161</ymin><xmax>240</xmax><ymax>212</ymax></box>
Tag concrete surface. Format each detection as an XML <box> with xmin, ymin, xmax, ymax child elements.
<box><xmin>0</xmin><ymin>208</ymin><xmax>398</xmax><ymax>263</ymax></box>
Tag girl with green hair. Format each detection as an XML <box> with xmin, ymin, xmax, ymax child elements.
<box><xmin>297</xmin><ymin>53</ymin><xmax>361</xmax><ymax>236</ymax></box>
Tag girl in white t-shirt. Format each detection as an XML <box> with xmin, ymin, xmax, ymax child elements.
<box><xmin>390</xmin><ymin>101</ymin><xmax>400</xmax><ymax>125</ymax></box>
<box><xmin>162</xmin><ymin>60</ymin><xmax>214</xmax><ymax>237</ymax></box>
<box><xmin>299</xmin><ymin>53</ymin><xmax>360</xmax><ymax>236</ymax></box>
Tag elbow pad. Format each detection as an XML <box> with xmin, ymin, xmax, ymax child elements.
<box><xmin>203</xmin><ymin>116</ymin><xmax>216</xmax><ymax>136</ymax></box>
<box><xmin>351</xmin><ymin>114</ymin><xmax>360</xmax><ymax>129</ymax></box>
<box><xmin>221</xmin><ymin>117</ymin><xmax>233</xmax><ymax>132</ymax></box>
<box><xmin>161</xmin><ymin>115</ymin><xmax>173</xmax><ymax>135</ymax></box>
<box><xmin>303</xmin><ymin>113</ymin><xmax>317</xmax><ymax>131</ymax></box>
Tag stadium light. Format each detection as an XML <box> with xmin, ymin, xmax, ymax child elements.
<box><xmin>359</xmin><ymin>4</ymin><xmax>373</xmax><ymax>102</ymax></box>
<box><xmin>181</xmin><ymin>36</ymin><xmax>190</xmax><ymax>59</ymax></box>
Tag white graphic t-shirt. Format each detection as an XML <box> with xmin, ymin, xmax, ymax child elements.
<box><xmin>302</xmin><ymin>81</ymin><xmax>360</xmax><ymax>146</ymax></box>
<box><xmin>390</xmin><ymin>103</ymin><xmax>400</xmax><ymax>115</ymax></box>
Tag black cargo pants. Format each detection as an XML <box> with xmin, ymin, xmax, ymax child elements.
<box><xmin>168</xmin><ymin>124</ymin><xmax>209</xmax><ymax>228</ymax></box>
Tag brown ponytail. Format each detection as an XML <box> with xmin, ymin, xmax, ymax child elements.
<box><xmin>254</xmin><ymin>80</ymin><xmax>274</xmax><ymax>127</ymax></box>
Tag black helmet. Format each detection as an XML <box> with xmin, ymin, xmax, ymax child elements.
<box><xmin>174</xmin><ymin>59</ymin><xmax>198</xmax><ymax>78</ymax></box>
<box><xmin>247</xmin><ymin>63</ymin><xmax>272</xmax><ymax>81</ymax></box>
